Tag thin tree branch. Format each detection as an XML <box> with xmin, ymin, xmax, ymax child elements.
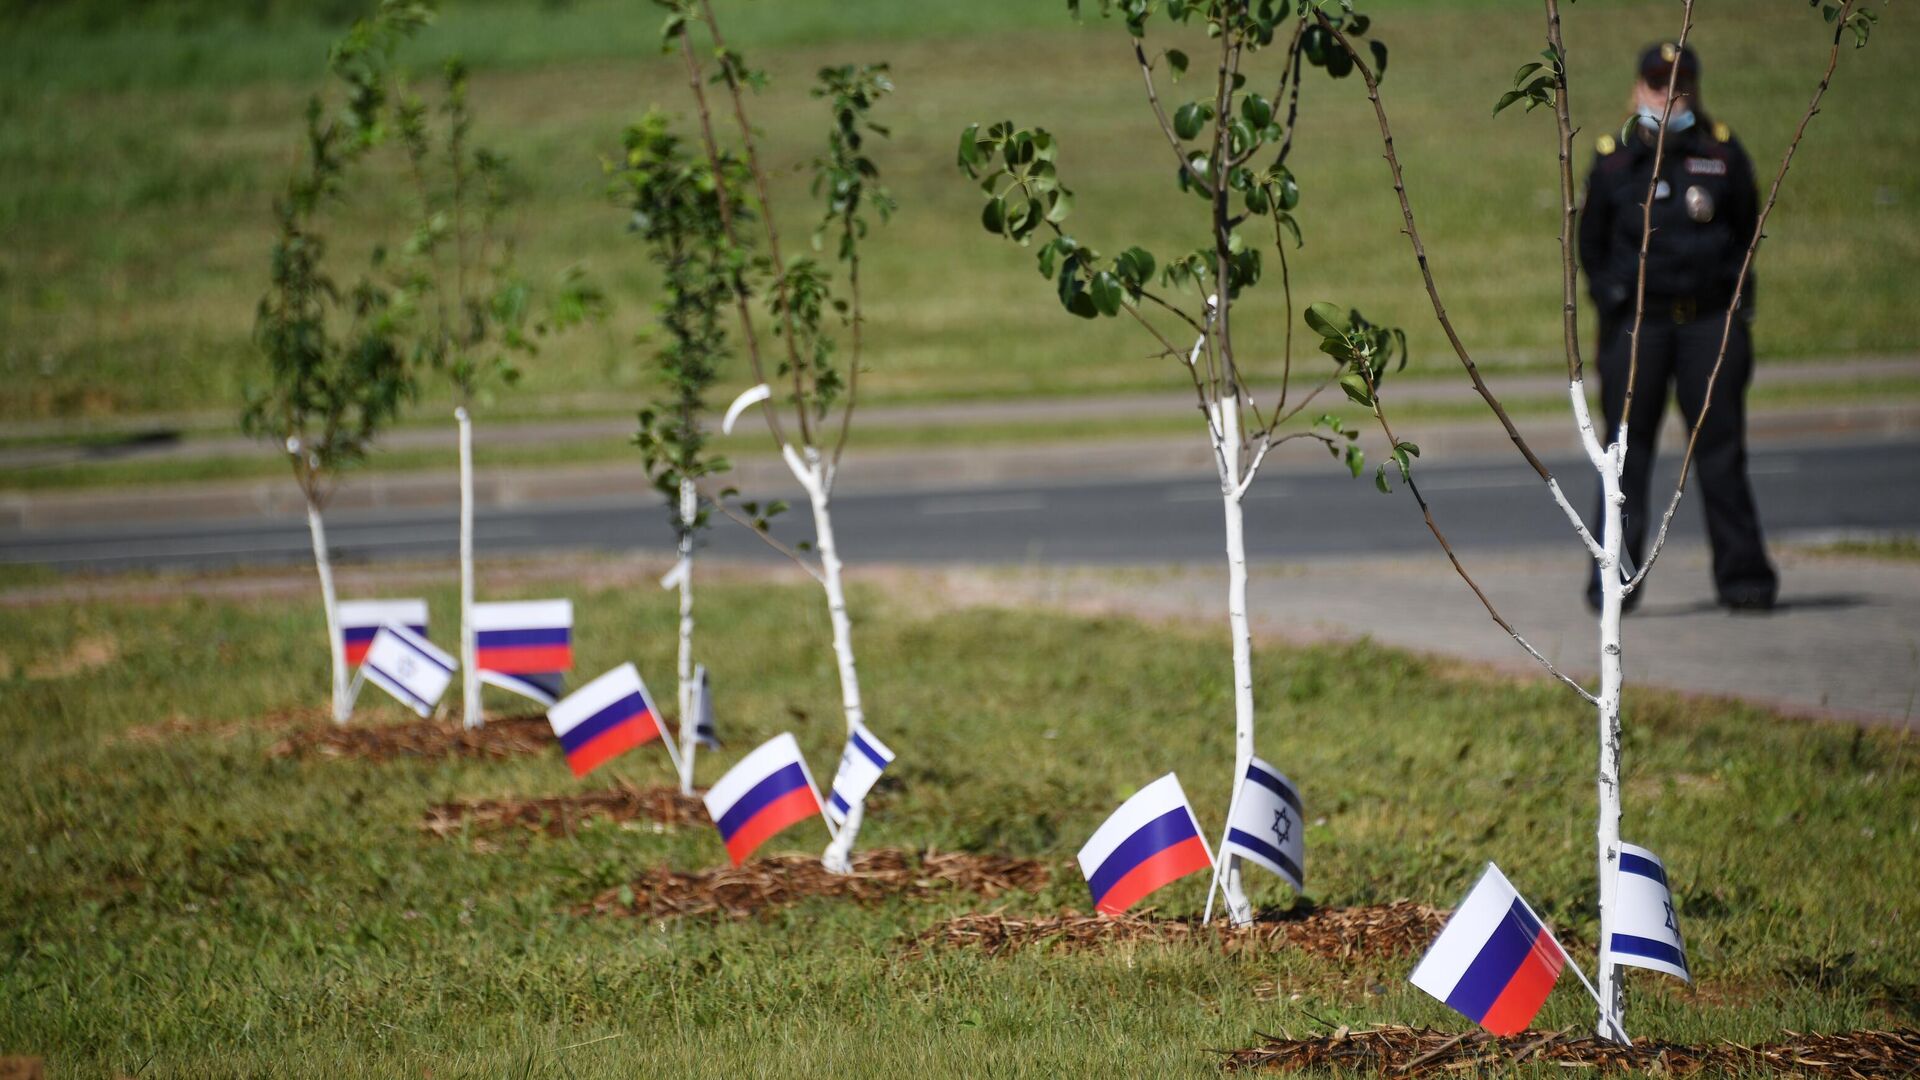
<box><xmin>1544</xmin><ymin>0</ymin><xmax>1585</xmax><ymax>387</ymax></box>
<box><xmin>1133</xmin><ymin>38</ymin><xmax>1214</xmax><ymax>195</ymax></box>
<box><xmin>1363</xmin><ymin>370</ymin><xmax>1599</xmax><ymax>704</ymax></box>
<box><xmin>700</xmin><ymin>487</ymin><xmax>825</xmax><ymax>582</ymax></box>
<box><xmin>1629</xmin><ymin>0</ymin><xmax>1856</xmax><ymax>593</ymax></box>
<box><xmin>696</xmin><ymin>0</ymin><xmax>814</xmax><ymax>448</ymax></box>
<box><xmin>1620</xmin><ymin>2</ymin><xmax>1696</xmax><ymax>442</ymax></box>
<box><xmin>1315</xmin><ymin>12</ymin><xmax>1554</xmax><ymax>483</ymax></box>
<box><xmin>674</xmin><ymin>30</ymin><xmax>789</xmax><ymax>451</ymax></box>
<box><xmin>829</xmin><ymin>212</ymin><xmax>862</xmax><ymax>475</ymax></box>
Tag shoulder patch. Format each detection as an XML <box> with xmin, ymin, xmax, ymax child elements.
<box><xmin>1713</xmin><ymin>120</ymin><xmax>1731</xmax><ymax>143</ymax></box>
<box><xmin>1596</xmin><ymin>133</ymin><xmax>1617</xmax><ymax>156</ymax></box>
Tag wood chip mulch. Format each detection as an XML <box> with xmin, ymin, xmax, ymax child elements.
<box><xmin>909</xmin><ymin>901</ymin><xmax>1447</xmax><ymax>963</ymax></box>
<box><xmin>421</xmin><ymin>784</ymin><xmax>708</xmax><ymax>838</ymax></box>
<box><xmin>1216</xmin><ymin>1024</ymin><xmax>1920</xmax><ymax>1077</ymax></box>
<box><xmin>575</xmin><ymin>848</ymin><xmax>1053</xmax><ymax>920</ymax></box>
<box><xmin>269</xmin><ymin>713</ymin><xmax>554</xmax><ymax>762</ymax></box>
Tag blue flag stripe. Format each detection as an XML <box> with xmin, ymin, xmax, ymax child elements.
<box><xmin>558</xmin><ymin>693</ymin><xmax>651</xmax><ymax>754</ymax></box>
<box><xmin>850</xmin><ymin>730</ymin><xmax>890</xmax><ymax>769</ymax></box>
<box><xmin>1087</xmin><ymin>806</ymin><xmax>1199</xmax><ymax>902</ymax></box>
<box><xmin>396</xmin><ymin>638</ymin><xmax>455</xmax><ymax>676</ymax></box>
<box><xmin>1226</xmin><ymin>828</ymin><xmax>1302</xmax><ymax>885</ymax></box>
<box><xmin>829</xmin><ymin>790</ymin><xmax>851</xmax><ymax>815</ymax></box>
<box><xmin>365</xmin><ymin>662</ymin><xmax>433</xmax><ymax>713</ymax></box>
<box><xmin>1245</xmin><ymin>763</ymin><xmax>1303</xmax><ymax>817</ymax></box>
<box><xmin>475</xmin><ymin>627</ymin><xmax>570</xmax><ymax>646</ymax></box>
<box><xmin>1610</xmin><ymin>933</ymin><xmax>1687</xmax><ymax>972</ymax></box>
<box><xmin>1618</xmin><ymin>851</ymin><xmax>1668</xmax><ymax>887</ymax></box>
<box><xmin>1444</xmin><ymin>899</ymin><xmax>1544</xmax><ymax>1023</ymax></box>
<box><xmin>716</xmin><ymin>763</ymin><xmax>811</xmax><ymax>840</ymax></box>
<box><xmin>344</xmin><ymin>624</ymin><xmax>426</xmax><ymax>642</ymax></box>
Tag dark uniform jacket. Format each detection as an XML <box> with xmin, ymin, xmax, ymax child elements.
<box><xmin>1578</xmin><ymin>116</ymin><xmax>1759</xmax><ymax>325</ymax></box>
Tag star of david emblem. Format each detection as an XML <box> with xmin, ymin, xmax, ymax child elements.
<box><xmin>1271</xmin><ymin>807</ymin><xmax>1292</xmax><ymax>846</ymax></box>
<box><xmin>395</xmin><ymin>654</ymin><xmax>417</xmax><ymax>679</ymax></box>
<box><xmin>1663</xmin><ymin>900</ymin><xmax>1677</xmax><ymax>933</ymax></box>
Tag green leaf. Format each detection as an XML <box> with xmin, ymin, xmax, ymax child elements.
<box><xmin>981</xmin><ymin>195</ymin><xmax>1007</xmax><ymax>234</ymax></box>
<box><xmin>1165</xmin><ymin>48</ymin><xmax>1189</xmax><ymax>78</ymax></box>
<box><xmin>957</xmin><ymin>123</ymin><xmax>981</xmax><ymax>173</ymax></box>
<box><xmin>1045</xmin><ymin>186</ymin><xmax>1074</xmax><ymax>223</ymax></box>
<box><xmin>1374</xmin><ymin>464</ymin><xmax>1392</xmax><ymax>494</ymax></box>
<box><xmin>1339</xmin><ymin>371</ymin><xmax>1374</xmax><ymax>407</ymax></box>
<box><xmin>1090</xmin><ymin>270</ymin><xmax>1124</xmax><ymax>316</ymax></box>
<box><xmin>1304</xmin><ymin>301</ymin><xmax>1347</xmax><ymax>339</ymax></box>
<box><xmin>1369</xmin><ymin>40</ymin><xmax>1388</xmax><ymax>79</ymax></box>
<box><xmin>1173</xmin><ymin>102</ymin><xmax>1210</xmax><ymax>141</ymax></box>
<box><xmin>1240</xmin><ymin>93</ymin><xmax>1273</xmax><ymax>129</ymax></box>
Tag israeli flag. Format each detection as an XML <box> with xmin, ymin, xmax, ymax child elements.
<box><xmin>824</xmin><ymin>723</ymin><xmax>894</xmax><ymax>827</ymax></box>
<box><xmin>1607</xmin><ymin>842</ymin><xmax>1690</xmax><ymax>981</ymax></box>
<box><xmin>362</xmin><ymin>624</ymin><xmax>457</xmax><ymax>718</ymax></box>
<box><xmin>690</xmin><ymin>664</ymin><xmax>721</xmax><ymax>749</ymax></box>
<box><xmin>1221</xmin><ymin>756</ymin><xmax>1305</xmax><ymax>892</ymax></box>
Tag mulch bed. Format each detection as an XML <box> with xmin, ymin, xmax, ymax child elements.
<box><xmin>270</xmin><ymin>713</ymin><xmax>554</xmax><ymax>762</ymax></box>
<box><xmin>422</xmin><ymin>784</ymin><xmax>707</xmax><ymax>838</ymax></box>
<box><xmin>576</xmin><ymin>848</ymin><xmax>1053</xmax><ymax>920</ymax></box>
<box><xmin>909</xmin><ymin>902</ymin><xmax>1448</xmax><ymax>963</ymax></box>
<box><xmin>1216</xmin><ymin>1024</ymin><xmax>1920</xmax><ymax>1077</ymax></box>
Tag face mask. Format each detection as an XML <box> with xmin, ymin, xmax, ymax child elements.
<box><xmin>1635</xmin><ymin>103</ymin><xmax>1696</xmax><ymax>133</ymax></box>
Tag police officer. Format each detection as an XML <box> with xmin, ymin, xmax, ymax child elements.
<box><xmin>1579</xmin><ymin>41</ymin><xmax>1778</xmax><ymax>612</ymax></box>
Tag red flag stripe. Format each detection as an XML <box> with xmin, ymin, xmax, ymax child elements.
<box><xmin>722</xmin><ymin>785</ymin><xmax>822</xmax><ymax>865</ymax></box>
<box><xmin>1094</xmin><ymin>835</ymin><xmax>1213</xmax><ymax>915</ymax></box>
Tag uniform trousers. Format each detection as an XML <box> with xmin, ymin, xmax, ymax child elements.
<box><xmin>1589</xmin><ymin>306</ymin><xmax>1778</xmax><ymax>606</ymax></box>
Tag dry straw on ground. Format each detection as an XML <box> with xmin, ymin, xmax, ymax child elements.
<box><xmin>910</xmin><ymin>902</ymin><xmax>1448</xmax><ymax>963</ymax></box>
<box><xmin>576</xmin><ymin>848</ymin><xmax>1053</xmax><ymax>920</ymax></box>
<box><xmin>1216</xmin><ymin>1024</ymin><xmax>1920</xmax><ymax>1076</ymax></box>
<box><xmin>270</xmin><ymin>713</ymin><xmax>553</xmax><ymax>762</ymax></box>
<box><xmin>422</xmin><ymin>784</ymin><xmax>708</xmax><ymax>838</ymax></box>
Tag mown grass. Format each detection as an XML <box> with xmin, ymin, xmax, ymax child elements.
<box><xmin>1</xmin><ymin>0</ymin><xmax>1914</xmax><ymax>425</ymax></box>
<box><xmin>1</xmin><ymin>571</ymin><xmax>1915</xmax><ymax>1076</ymax></box>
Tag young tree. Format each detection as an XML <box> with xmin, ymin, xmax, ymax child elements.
<box><xmin>241</xmin><ymin>2</ymin><xmax>428</xmax><ymax>724</ymax></box>
<box><xmin>1303</xmin><ymin>0</ymin><xmax>1882</xmax><ymax>1039</ymax></box>
<box><xmin>614</xmin><ymin>110</ymin><xmax>746</xmax><ymax>792</ymax></box>
<box><xmin>387</xmin><ymin>55</ymin><xmax>603</xmax><ymax>729</ymax></box>
<box><xmin>959</xmin><ymin>0</ymin><xmax>1398</xmax><ymax>923</ymax></box>
<box><xmin>659</xmin><ymin>0</ymin><xmax>896</xmax><ymax>871</ymax></box>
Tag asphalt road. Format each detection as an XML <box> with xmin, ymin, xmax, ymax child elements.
<box><xmin>3</xmin><ymin>437</ymin><xmax>1916</xmax><ymax>572</ymax></box>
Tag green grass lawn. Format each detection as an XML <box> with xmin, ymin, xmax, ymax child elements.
<box><xmin>2</xmin><ymin>571</ymin><xmax>1914</xmax><ymax>1076</ymax></box>
<box><xmin>1</xmin><ymin>0</ymin><xmax>1915</xmax><ymax>425</ymax></box>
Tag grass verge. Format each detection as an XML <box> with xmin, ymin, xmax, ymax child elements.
<box><xmin>1</xmin><ymin>573</ymin><xmax>1915</xmax><ymax>1075</ymax></box>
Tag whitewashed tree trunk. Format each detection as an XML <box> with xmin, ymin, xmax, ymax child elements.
<box><xmin>305</xmin><ymin>496</ymin><xmax>351</xmax><ymax>725</ymax></box>
<box><xmin>1569</xmin><ymin>380</ymin><xmax>1628</xmax><ymax>1041</ymax></box>
<box><xmin>457</xmin><ymin>406</ymin><xmax>481</xmax><ymax>730</ymax></box>
<box><xmin>1211</xmin><ymin>395</ymin><xmax>1256</xmax><ymax>925</ymax></box>
<box><xmin>784</xmin><ymin>444</ymin><xmax>868</xmax><ymax>873</ymax></box>
<box><xmin>1594</xmin><ymin>441</ymin><xmax>1627</xmax><ymax>1038</ymax></box>
<box><xmin>675</xmin><ymin>477</ymin><xmax>698</xmax><ymax>795</ymax></box>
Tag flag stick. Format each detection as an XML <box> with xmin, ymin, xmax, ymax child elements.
<box><xmin>344</xmin><ymin>664</ymin><xmax>368</xmax><ymax>719</ymax></box>
<box><xmin>1202</xmin><ymin>769</ymin><xmax>1247</xmax><ymax>924</ymax></box>
<box><xmin>793</xmin><ymin>745</ymin><xmax>839</xmax><ymax>844</ymax></box>
<box><xmin>1513</xmin><ymin>886</ymin><xmax>1627</xmax><ymax>1042</ymax></box>
<box><xmin>654</xmin><ymin>705</ymin><xmax>686</xmax><ymax>785</ymax></box>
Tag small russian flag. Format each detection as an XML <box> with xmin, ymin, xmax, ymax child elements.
<box><xmin>1409</xmin><ymin>863</ymin><xmax>1569</xmax><ymax>1036</ymax></box>
<box><xmin>473</xmin><ymin>599</ymin><xmax>573</xmax><ymax>674</ymax></box>
<box><xmin>702</xmin><ymin>733</ymin><xmax>824</xmax><ymax>866</ymax></box>
<box><xmin>338</xmin><ymin>599</ymin><xmax>428</xmax><ymax>666</ymax></box>
<box><xmin>1076</xmin><ymin>773</ymin><xmax>1214</xmax><ymax>916</ymax></box>
<box><xmin>545</xmin><ymin>663</ymin><xmax>664</xmax><ymax>777</ymax></box>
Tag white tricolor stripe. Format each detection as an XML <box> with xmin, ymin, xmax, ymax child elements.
<box><xmin>548</xmin><ymin>663</ymin><xmax>652</xmax><ymax>737</ymax></box>
<box><xmin>470</xmin><ymin>598</ymin><xmax>572</xmax><ymax>631</ymax></box>
<box><xmin>339</xmin><ymin>599</ymin><xmax>429</xmax><ymax>630</ymax></box>
<box><xmin>1409</xmin><ymin>863</ymin><xmax>1528</xmax><ymax>1001</ymax></box>
<box><xmin>1076</xmin><ymin>773</ymin><xmax>1207</xmax><ymax>878</ymax></box>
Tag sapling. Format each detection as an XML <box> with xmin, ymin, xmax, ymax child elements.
<box><xmin>661</xmin><ymin>1</ymin><xmax>896</xmax><ymax>871</ymax></box>
<box><xmin>385</xmin><ymin>55</ymin><xmax>602</xmax><ymax>728</ymax></box>
<box><xmin>960</xmin><ymin>0</ymin><xmax>1401</xmax><ymax>924</ymax></box>
<box><xmin>1305</xmin><ymin>0</ymin><xmax>1882</xmax><ymax>1039</ymax></box>
<box><xmin>241</xmin><ymin>2</ymin><xmax>428</xmax><ymax>724</ymax></box>
<box><xmin>613</xmin><ymin>110</ymin><xmax>746</xmax><ymax>792</ymax></box>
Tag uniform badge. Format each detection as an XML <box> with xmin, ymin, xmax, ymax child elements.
<box><xmin>1684</xmin><ymin>185</ymin><xmax>1715</xmax><ymax>222</ymax></box>
<box><xmin>1685</xmin><ymin>156</ymin><xmax>1727</xmax><ymax>176</ymax></box>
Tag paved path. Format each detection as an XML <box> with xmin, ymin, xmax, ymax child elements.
<box><xmin>918</xmin><ymin>545</ymin><xmax>1920</xmax><ymax>731</ymax></box>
